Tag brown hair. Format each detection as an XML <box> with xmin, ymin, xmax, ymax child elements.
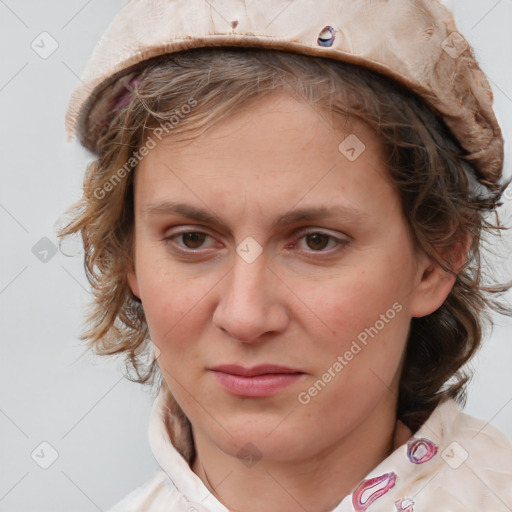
<box><xmin>58</xmin><ymin>47</ymin><xmax>512</xmax><ymax>435</ymax></box>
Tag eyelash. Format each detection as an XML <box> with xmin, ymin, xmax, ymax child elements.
<box><xmin>163</xmin><ymin>228</ymin><xmax>349</xmax><ymax>257</ymax></box>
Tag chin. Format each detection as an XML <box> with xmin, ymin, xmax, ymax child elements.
<box><xmin>203</xmin><ymin>415</ymin><xmax>319</xmax><ymax>464</ymax></box>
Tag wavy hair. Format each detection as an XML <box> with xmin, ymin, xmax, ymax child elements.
<box><xmin>58</xmin><ymin>47</ymin><xmax>512</xmax><ymax>434</ymax></box>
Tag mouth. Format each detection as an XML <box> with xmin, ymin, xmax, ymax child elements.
<box><xmin>209</xmin><ymin>364</ymin><xmax>306</xmax><ymax>397</ymax></box>
<box><xmin>210</xmin><ymin>364</ymin><xmax>304</xmax><ymax>377</ymax></box>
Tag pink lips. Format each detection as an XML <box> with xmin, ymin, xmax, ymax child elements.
<box><xmin>209</xmin><ymin>364</ymin><xmax>305</xmax><ymax>397</ymax></box>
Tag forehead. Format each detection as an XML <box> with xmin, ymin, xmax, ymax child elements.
<box><xmin>133</xmin><ymin>91</ymin><xmax>396</xmax><ymax>225</ymax></box>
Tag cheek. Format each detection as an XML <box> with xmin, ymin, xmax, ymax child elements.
<box><xmin>140</xmin><ymin>274</ymin><xmax>205</xmax><ymax>383</ymax></box>
<box><xmin>289</xmin><ymin>263</ymin><xmax>412</xmax><ymax>396</ymax></box>
<box><xmin>297</xmin><ymin>276</ymin><xmax>409</xmax><ymax>412</ymax></box>
<box><xmin>292</xmin><ymin>263</ymin><xmax>411</xmax><ymax>340</ymax></box>
<box><xmin>136</xmin><ymin>260</ymin><xmax>218</xmax><ymax>353</ymax></box>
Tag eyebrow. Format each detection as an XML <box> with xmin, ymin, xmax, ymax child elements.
<box><xmin>141</xmin><ymin>200</ymin><xmax>368</xmax><ymax>228</ymax></box>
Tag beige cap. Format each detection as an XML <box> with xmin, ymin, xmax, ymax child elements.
<box><xmin>65</xmin><ymin>0</ymin><xmax>504</xmax><ymax>184</ymax></box>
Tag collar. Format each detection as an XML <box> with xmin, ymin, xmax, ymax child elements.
<box><xmin>147</xmin><ymin>385</ymin><xmax>511</xmax><ymax>511</ymax></box>
<box><xmin>148</xmin><ymin>386</ymin><xmax>229</xmax><ymax>511</ymax></box>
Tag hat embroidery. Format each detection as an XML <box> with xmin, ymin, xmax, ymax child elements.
<box><xmin>317</xmin><ymin>26</ymin><xmax>335</xmax><ymax>47</ymax></box>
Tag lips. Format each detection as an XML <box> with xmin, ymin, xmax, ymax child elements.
<box><xmin>209</xmin><ymin>364</ymin><xmax>305</xmax><ymax>397</ymax></box>
<box><xmin>210</xmin><ymin>364</ymin><xmax>303</xmax><ymax>377</ymax></box>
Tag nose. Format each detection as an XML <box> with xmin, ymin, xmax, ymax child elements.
<box><xmin>212</xmin><ymin>251</ymin><xmax>289</xmax><ymax>344</ymax></box>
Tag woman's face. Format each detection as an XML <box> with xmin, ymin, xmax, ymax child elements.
<box><xmin>128</xmin><ymin>91</ymin><xmax>453</xmax><ymax>463</ymax></box>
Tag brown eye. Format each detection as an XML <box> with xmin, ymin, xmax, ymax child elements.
<box><xmin>291</xmin><ymin>230</ymin><xmax>350</xmax><ymax>257</ymax></box>
<box><xmin>181</xmin><ymin>232</ymin><xmax>208</xmax><ymax>249</ymax></box>
<box><xmin>305</xmin><ymin>233</ymin><xmax>331</xmax><ymax>251</ymax></box>
<box><xmin>163</xmin><ymin>229</ymin><xmax>218</xmax><ymax>256</ymax></box>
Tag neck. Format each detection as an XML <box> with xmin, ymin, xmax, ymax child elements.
<box><xmin>190</xmin><ymin>392</ymin><xmax>411</xmax><ymax>512</ymax></box>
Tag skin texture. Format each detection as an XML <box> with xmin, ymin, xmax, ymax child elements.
<box><xmin>127</xmin><ymin>91</ymin><xmax>456</xmax><ymax>512</ymax></box>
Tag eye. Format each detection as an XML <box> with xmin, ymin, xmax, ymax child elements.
<box><xmin>164</xmin><ymin>230</ymin><xmax>215</xmax><ymax>253</ymax></box>
<box><xmin>163</xmin><ymin>228</ymin><xmax>349</xmax><ymax>256</ymax></box>
<box><xmin>291</xmin><ymin>230</ymin><xmax>349</xmax><ymax>255</ymax></box>
<box><xmin>179</xmin><ymin>231</ymin><xmax>209</xmax><ymax>249</ymax></box>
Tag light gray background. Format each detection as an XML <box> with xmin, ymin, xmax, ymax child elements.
<box><xmin>1</xmin><ymin>1</ymin><xmax>511</xmax><ymax>511</ymax></box>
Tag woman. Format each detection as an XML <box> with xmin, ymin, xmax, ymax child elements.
<box><xmin>59</xmin><ymin>0</ymin><xmax>512</xmax><ymax>510</ymax></box>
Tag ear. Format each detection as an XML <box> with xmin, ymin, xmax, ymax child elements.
<box><xmin>410</xmin><ymin>234</ymin><xmax>471</xmax><ymax>318</ymax></box>
<box><xmin>127</xmin><ymin>260</ymin><xmax>141</xmax><ymax>299</ymax></box>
